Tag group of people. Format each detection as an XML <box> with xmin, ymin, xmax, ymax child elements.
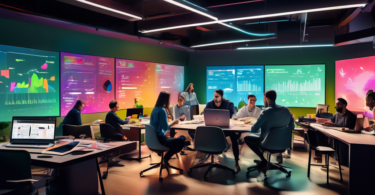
<box><xmin>59</xmin><ymin>83</ymin><xmax>375</xmax><ymax>173</ymax></box>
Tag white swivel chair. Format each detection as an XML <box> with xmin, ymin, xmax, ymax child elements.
<box><xmin>140</xmin><ymin>125</ymin><xmax>183</xmax><ymax>182</ymax></box>
<box><xmin>188</xmin><ymin>126</ymin><xmax>235</xmax><ymax>180</ymax></box>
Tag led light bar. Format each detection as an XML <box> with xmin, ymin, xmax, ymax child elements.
<box><xmin>140</xmin><ymin>3</ymin><xmax>366</xmax><ymax>33</ymax></box>
<box><xmin>237</xmin><ymin>44</ymin><xmax>334</xmax><ymax>50</ymax></box>
<box><xmin>164</xmin><ymin>0</ymin><xmax>218</xmax><ymax>21</ymax></box>
<box><xmin>219</xmin><ymin>22</ymin><xmax>275</xmax><ymax>36</ymax></box>
<box><xmin>77</xmin><ymin>0</ymin><xmax>142</xmax><ymax>20</ymax></box>
<box><xmin>191</xmin><ymin>38</ymin><xmax>274</xmax><ymax>48</ymax></box>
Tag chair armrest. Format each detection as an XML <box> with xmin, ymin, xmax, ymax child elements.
<box><xmin>6</xmin><ymin>179</ymin><xmax>38</xmax><ymax>183</ymax></box>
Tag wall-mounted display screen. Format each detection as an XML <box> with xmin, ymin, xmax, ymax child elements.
<box><xmin>265</xmin><ymin>64</ymin><xmax>325</xmax><ymax>107</ymax></box>
<box><xmin>206</xmin><ymin>66</ymin><xmax>264</xmax><ymax>107</ymax></box>
<box><xmin>116</xmin><ymin>59</ymin><xmax>155</xmax><ymax>109</ymax></box>
<box><xmin>60</xmin><ymin>52</ymin><xmax>115</xmax><ymax>116</ymax></box>
<box><xmin>336</xmin><ymin>56</ymin><xmax>375</xmax><ymax>114</ymax></box>
<box><xmin>155</xmin><ymin>64</ymin><xmax>184</xmax><ymax>106</ymax></box>
<box><xmin>0</xmin><ymin>44</ymin><xmax>60</xmax><ymax>122</ymax></box>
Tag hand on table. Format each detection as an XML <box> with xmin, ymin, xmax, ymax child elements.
<box><xmin>179</xmin><ymin>115</ymin><xmax>186</xmax><ymax>120</ymax></box>
<box><xmin>323</xmin><ymin>122</ymin><xmax>336</xmax><ymax>127</ymax></box>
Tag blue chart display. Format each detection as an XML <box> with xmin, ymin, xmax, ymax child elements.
<box><xmin>265</xmin><ymin>65</ymin><xmax>325</xmax><ymax>107</ymax></box>
<box><xmin>206</xmin><ymin>66</ymin><xmax>264</xmax><ymax>107</ymax></box>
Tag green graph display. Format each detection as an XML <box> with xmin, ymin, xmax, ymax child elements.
<box><xmin>265</xmin><ymin>65</ymin><xmax>325</xmax><ymax>107</ymax></box>
<box><xmin>0</xmin><ymin>44</ymin><xmax>60</xmax><ymax>122</ymax></box>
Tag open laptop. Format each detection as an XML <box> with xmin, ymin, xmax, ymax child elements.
<box><xmin>204</xmin><ymin>109</ymin><xmax>230</xmax><ymax>128</ymax></box>
<box><xmin>5</xmin><ymin>116</ymin><xmax>56</xmax><ymax>148</ymax></box>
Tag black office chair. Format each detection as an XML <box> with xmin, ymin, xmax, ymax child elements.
<box><xmin>0</xmin><ymin>150</ymin><xmax>38</xmax><ymax>195</ymax></box>
<box><xmin>305</xmin><ymin>130</ymin><xmax>343</xmax><ymax>184</ymax></box>
<box><xmin>188</xmin><ymin>126</ymin><xmax>235</xmax><ymax>180</ymax></box>
<box><xmin>99</xmin><ymin>123</ymin><xmax>125</xmax><ymax>179</ymax></box>
<box><xmin>247</xmin><ymin>126</ymin><xmax>293</xmax><ymax>180</ymax></box>
<box><xmin>62</xmin><ymin>125</ymin><xmax>93</xmax><ymax>139</ymax></box>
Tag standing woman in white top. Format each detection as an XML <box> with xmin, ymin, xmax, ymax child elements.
<box><xmin>180</xmin><ymin>83</ymin><xmax>199</xmax><ymax>107</ymax></box>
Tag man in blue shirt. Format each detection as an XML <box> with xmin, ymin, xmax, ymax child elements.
<box><xmin>245</xmin><ymin>90</ymin><xmax>294</xmax><ymax>168</ymax></box>
<box><xmin>58</xmin><ymin>100</ymin><xmax>84</xmax><ymax>135</ymax></box>
<box><xmin>105</xmin><ymin>100</ymin><xmax>130</xmax><ymax>141</ymax></box>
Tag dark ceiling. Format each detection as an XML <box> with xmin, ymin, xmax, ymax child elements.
<box><xmin>0</xmin><ymin>0</ymin><xmax>373</xmax><ymax>50</ymax></box>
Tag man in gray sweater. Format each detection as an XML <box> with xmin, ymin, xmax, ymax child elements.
<box><xmin>233</xmin><ymin>95</ymin><xmax>262</xmax><ymax>119</ymax></box>
<box><xmin>174</xmin><ymin>96</ymin><xmax>190</xmax><ymax>121</ymax></box>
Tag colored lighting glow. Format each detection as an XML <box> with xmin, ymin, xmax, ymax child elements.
<box><xmin>164</xmin><ymin>0</ymin><xmax>218</xmax><ymax>20</ymax></box>
<box><xmin>191</xmin><ymin>38</ymin><xmax>274</xmax><ymax>48</ymax></box>
<box><xmin>237</xmin><ymin>44</ymin><xmax>333</xmax><ymax>50</ymax></box>
<box><xmin>140</xmin><ymin>4</ymin><xmax>366</xmax><ymax>33</ymax></box>
<box><xmin>76</xmin><ymin>0</ymin><xmax>142</xmax><ymax>20</ymax></box>
<box><xmin>245</xmin><ymin>19</ymin><xmax>294</xmax><ymax>25</ymax></box>
<box><xmin>219</xmin><ymin>22</ymin><xmax>275</xmax><ymax>36</ymax></box>
<box><xmin>182</xmin><ymin>0</ymin><xmax>207</xmax><ymax>11</ymax></box>
<box><xmin>1</xmin><ymin>70</ymin><xmax>9</xmax><ymax>78</ymax></box>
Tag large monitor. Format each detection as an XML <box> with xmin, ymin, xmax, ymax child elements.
<box><xmin>0</xmin><ymin>44</ymin><xmax>60</xmax><ymax>122</ymax></box>
<box><xmin>206</xmin><ymin>66</ymin><xmax>264</xmax><ymax>107</ymax></box>
<box><xmin>116</xmin><ymin>59</ymin><xmax>155</xmax><ymax>109</ymax></box>
<box><xmin>265</xmin><ymin>64</ymin><xmax>325</xmax><ymax>107</ymax></box>
<box><xmin>155</xmin><ymin>64</ymin><xmax>184</xmax><ymax>106</ymax></box>
<box><xmin>336</xmin><ymin>56</ymin><xmax>375</xmax><ymax>113</ymax></box>
<box><xmin>60</xmin><ymin>52</ymin><xmax>115</xmax><ymax>116</ymax></box>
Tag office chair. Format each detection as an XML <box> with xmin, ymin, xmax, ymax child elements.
<box><xmin>306</xmin><ymin>130</ymin><xmax>343</xmax><ymax>184</ymax></box>
<box><xmin>188</xmin><ymin>126</ymin><xmax>235</xmax><ymax>180</ymax></box>
<box><xmin>246</xmin><ymin>126</ymin><xmax>293</xmax><ymax>180</ymax></box>
<box><xmin>99</xmin><ymin>123</ymin><xmax>125</xmax><ymax>179</ymax></box>
<box><xmin>0</xmin><ymin>150</ymin><xmax>38</xmax><ymax>195</ymax></box>
<box><xmin>140</xmin><ymin>125</ymin><xmax>183</xmax><ymax>182</ymax></box>
<box><xmin>62</xmin><ymin>125</ymin><xmax>93</xmax><ymax>139</ymax></box>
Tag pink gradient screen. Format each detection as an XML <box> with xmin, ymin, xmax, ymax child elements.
<box><xmin>60</xmin><ymin>52</ymin><xmax>115</xmax><ymax>116</ymax></box>
<box><xmin>336</xmin><ymin>56</ymin><xmax>375</xmax><ymax>115</ymax></box>
<box><xmin>116</xmin><ymin>59</ymin><xmax>155</xmax><ymax>109</ymax></box>
<box><xmin>155</xmin><ymin>64</ymin><xmax>184</xmax><ymax>106</ymax></box>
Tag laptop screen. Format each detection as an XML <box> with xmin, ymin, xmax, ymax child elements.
<box><xmin>11</xmin><ymin>117</ymin><xmax>56</xmax><ymax>140</ymax></box>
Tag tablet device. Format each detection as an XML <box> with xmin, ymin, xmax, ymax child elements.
<box><xmin>42</xmin><ymin>141</ymin><xmax>80</xmax><ymax>155</ymax></box>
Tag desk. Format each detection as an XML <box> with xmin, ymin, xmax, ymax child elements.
<box><xmin>0</xmin><ymin>141</ymin><xmax>134</xmax><ymax>195</ymax></box>
<box><xmin>120</xmin><ymin>125</ymin><xmax>150</xmax><ymax>161</ymax></box>
<box><xmin>306</xmin><ymin>123</ymin><xmax>375</xmax><ymax>195</ymax></box>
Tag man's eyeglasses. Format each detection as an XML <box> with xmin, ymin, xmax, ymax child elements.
<box><xmin>249</xmin><ymin>99</ymin><xmax>257</xmax><ymax>102</ymax></box>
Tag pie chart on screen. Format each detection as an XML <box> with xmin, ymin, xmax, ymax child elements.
<box><xmin>103</xmin><ymin>80</ymin><xmax>112</xmax><ymax>92</ymax></box>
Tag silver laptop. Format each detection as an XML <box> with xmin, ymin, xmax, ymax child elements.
<box><xmin>5</xmin><ymin>117</ymin><xmax>55</xmax><ymax>148</ymax></box>
<box><xmin>204</xmin><ymin>109</ymin><xmax>230</xmax><ymax>128</ymax></box>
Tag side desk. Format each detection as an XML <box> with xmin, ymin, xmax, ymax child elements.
<box><xmin>0</xmin><ymin>141</ymin><xmax>134</xmax><ymax>195</ymax></box>
<box><xmin>304</xmin><ymin>123</ymin><xmax>375</xmax><ymax>195</ymax></box>
<box><xmin>120</xmin><ymin>125</ymin><xmax>150</xmax><ymax>161</ymax></box>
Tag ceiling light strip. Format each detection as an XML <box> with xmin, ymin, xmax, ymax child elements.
<box><xmin>192</xmin><ymin>37</ymin><xmax>274</xmax><ymax>48</ymax></box>
<box><xmin>76</xmin><ymin>0</ymin><xmax>142</xmax><ymax>19</ymax></box>
<box><xmin>164</xmin><ymin>0</ymin><xmax>218</xmax><ymax>20</ymax></box>
<box><xmin>237</xmin><ymin>44</ymin><xmax>334</xmax><ymax>50</ymax></box>
<box><xmin>140</xmin><ymin>3</ymin><xmax>366</xmax><ymax>33</ymax></box>
<box><xmin>219</xmin><ymin>22</ymin><xmax>275</xmax><ymax>36</ymax></box>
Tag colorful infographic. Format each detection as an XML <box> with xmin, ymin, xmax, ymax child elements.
<box><xmin>336</xmin><ymin>56</ymin><xmax>375</xmax><ymax>115</ymax></box>
<box><xmin>60</xmin><ymin>52</ymin><xmax>115</xmax><ymax>116</ymax></box>
<box><xmin>155</xmin><ymin>64</ymin><xmax>184</xmax><ymax>106</ymax></box>
<box><xmin>265</xmin><ymin>65</ymin><xmax>325</xmax><ymax>107</ymax></box>
<box><xmin>206</xmin><ymin>66</ymin><xmax>264</xmax><ymax>107</ymax></box>
<box><xmin>0</xmin><ymin>44</ymin><xmax>60</xmax><ymax>122</ymax></box>
<box><xmin>116</xmin><ymin>59</ymin><xmax>155</xmax><ymax>109</ymax></box>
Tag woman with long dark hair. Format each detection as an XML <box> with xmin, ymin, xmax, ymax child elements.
<box><xmin>180</xmin><ymin>83</ymin><xmax>199</xmax><ymax>107</ymax></box>
<box><xmin>150</xmin><ymin>91</ymin><xmax>186</xmax><ymax>163</ymax></box>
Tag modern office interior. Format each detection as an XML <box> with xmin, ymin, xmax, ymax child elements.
<box><xmin>0</xmin><ymin>0</ymin><xmax>375</xmax><ymax>195</ymax></box>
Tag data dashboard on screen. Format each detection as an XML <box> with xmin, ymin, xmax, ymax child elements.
<box><xmin>116</xmin><ymin>59</ymin><xmax>155</xmax><ymax>108</ymax></box>
<box><xmin>265</xmin><ymin>65</ymin><xmax>325</xmax><ymax>107</ymax></box>
<box><xmin>0</xmin><ymin>44</ymin><xmax>60</xmax><ymax>122</ymax></box>
<box><xmin>206</xmin><ymin>66</ymin><xmax>264</xmax><ymax>107</ymax></box>
<box><xmin>336</xmin><ymin>56</ymin><xmax>375</xmax><ymax>114</ymax></box>
<box><xmin>60</xmin><ymin>52</ymin><xmax>115</xmax><ymax>116</ymax></box>
<box><xmin>155</xmin><ymin>64</ymin><xmax>184</xmax><ymax>106</ymax></box>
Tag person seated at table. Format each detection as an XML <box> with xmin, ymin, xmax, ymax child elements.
<box><xmin>151</xmin><ymin>91</ymin><xmax>186</xmax><ymax>164</ymax></box>
<box><xmin>244</xmin><ymin>90</ymin><xmax>294</xmax><ymax>170</ymax></box>
<box><xmin>105</xmin><ymin>100</ymin><xmax>130</xmax><ymax>141</ymax></box>
<box><xmin>232</xmin><ymin>94</ymin><xmax>262</xmax><ymax>120</ymax></box>
<box><xmin>323</xmin><ymin>98</ymin><xmax>357</xmax><ymax>129</ymax></box>
<box><xmin>57</xmin><ymin>100</ymin><xmax>84</xmax><ymax>136</ymax></box>
<box><xmin>174</xmin><ymin>96</ymin><xmax>190</xmax><ymax>121</ymax></box>
<box><xmin>366</xmin><ymin>90</ymin><xmax>375</xmax><ymax>119</ymax></box>
<box><xmin>205</xmin><ymin>89</ymin><xmax>241</xmax><ymax>172</ymax></box>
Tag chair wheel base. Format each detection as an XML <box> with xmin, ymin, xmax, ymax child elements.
<box><xmin>286</xmin><ymin>171</ymin><xmax>292</xmax><ymax>178</ymax></box>
<box><xmin>180</xmin><ymin>170</ymin><xmax>184</xmax><ymax>174</ymax></box>
<box><xmin>159</xmin><ymin>178</ymin><xmax>163</xmax><ymax>182</ymax></box>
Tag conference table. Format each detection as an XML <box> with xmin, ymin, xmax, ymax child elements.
<box><xmin>301</xmin><ymin>123</ymin><xmax>375</xmax><ymax>195</ymax></box>
<box><xmin>0</xmin><ymin>141</ymin><xmax>135</xmax><ymax>195</ymax></box>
